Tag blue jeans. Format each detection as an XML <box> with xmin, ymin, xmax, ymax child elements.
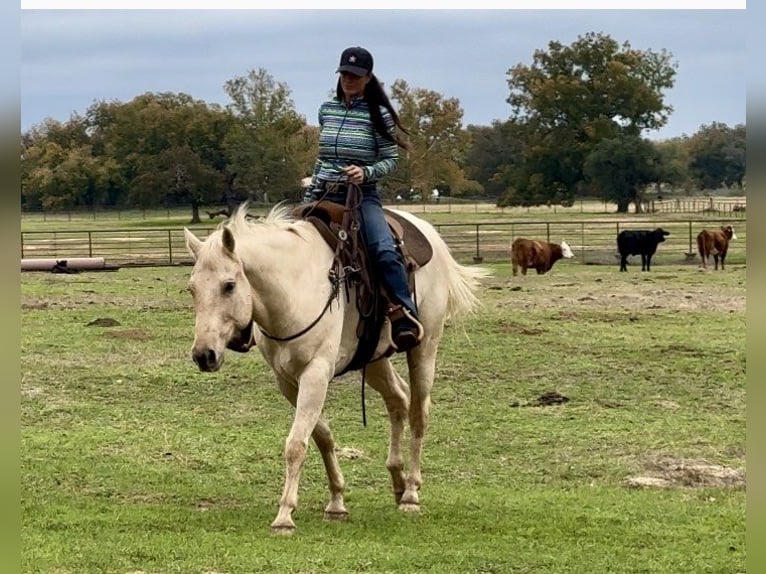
<box><xmin>308</xmin><ymin>188</ymin><xmax>418</xmax><ymax>317</ymax></box>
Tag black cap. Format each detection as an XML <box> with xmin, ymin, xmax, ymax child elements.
<box><xmin>336</xmin><ymin>46</ymin><xmax>373</xmax><ymax>77</ymax></box>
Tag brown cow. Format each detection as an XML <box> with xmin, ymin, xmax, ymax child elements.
<box><xmin>697</xmin><ymin>225</ymin><xmax>737</xmax><ymax>270</ymax></box>
<box><xmin>511</xmin><ymin>238</ymin><xmax>574</xmax><ymax>276</ymax></box>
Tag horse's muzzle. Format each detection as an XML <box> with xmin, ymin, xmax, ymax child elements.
<box><xmin>193</xmin><ymin>348</ymin><xmax>222</xmax><ymax>372</ymax></box>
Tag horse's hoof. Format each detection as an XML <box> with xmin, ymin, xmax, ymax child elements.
<box><xmin>398</xmin><ymin>502</ymin><xmax>420</xmax><ymax>513</ymax></box>
<box><xmin>394</xmin><ymin>492</ymin><xmax>404</xmax><ymax>505</ymax></box>
<box><xmin>323</xmin><ymin>510</ymin><xmax>349</xmax><ymax>521</ymax></box>
<box><xmin>270</xmin><ymin>524</ymin><xmax>296</xmax><ymax>536</ymax></box>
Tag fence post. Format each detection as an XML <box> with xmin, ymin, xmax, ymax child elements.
<box><xmin>88</xmin><ymin>231</ymin><xmax>93</xmax><ymax>258</ymax></box>
<box><xmin>688</xmin><ymin>221</ymin><xmax>693</xmax><ymax>255</ymax></box>
<box><xmin>20</xmin><ymin>232</ymin><xmax>24</xmax><ymax>258</ymax></box>
<box><xmin>546</xmin><ymin>222</ymin><xmax>550</xmax><ymax>243</ymax></box>
<box><xmin>473</xmin><ymin>224</ymin><xmax>483</xmax><ymax>263</ymax></box>
<box><xmin>168</xmin><ymin>230</ymin><xmax>173</xmax><ymax>264</ymax></box>
<box><xmin>581</xmin><ymin>222</ymin><xmax>585</xmax><ymax>264</ymax></box>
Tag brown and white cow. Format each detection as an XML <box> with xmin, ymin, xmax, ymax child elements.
<box><xmin>697</xmin><ymin>225</ymin><xmax>737</xmax><ymax>270</ymax></box>
<box><xmin>510</xmin><ymin>238</ymin><xmax>574</xmax><ymax>276</ymax></box>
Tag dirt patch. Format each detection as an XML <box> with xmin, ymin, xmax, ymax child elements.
<box><xmin>485</xmin><ymin>269</ymin><xmax>745</xmax><ymax>314</ymax></box>
<box><xmin>625</xmin><ymin>456</ymin><xmax>745</xmax><ymax>489</ymax></box>
<box><xmin>103</xmin><ymin>328</ymin><xmax>151</xmax><ymax>341</ymax></box>
<box><xmin>510</xmin><ymin>391</ymin><xmax>570</xmax><ymax>407</ymax></box>
<box><xmin>535</xmin><ymin>391</ymin><xmax>570</xmax><ymax>406</ymax></box>
<box><xmin>496</xmin><ymin>319</ymin><xmax>547</xmax><ymax>336</ymax></box>
<box><xmin>22</xmin><ymin>300</ymin><xmax>50</xmax><ymax>310</ymax></box>
<box><xmin>87</xmin><ymin>317</ymin><xmax>121</xmax><ymax>327</ymax></box>
<box><xmin>551</xmin><ymin>310</ymin><xmax>638</xmax><ymax>323</ymax></box>
<box><xmin>660</xmin><ymin>343</ymin><xmax>707</xmax><ymax>357</ymax></box>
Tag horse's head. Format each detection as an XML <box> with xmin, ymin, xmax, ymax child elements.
<box><xmin>184</xmin><ymin>225</ymin><xmax>254</xmax><ymax>372</ymax></box>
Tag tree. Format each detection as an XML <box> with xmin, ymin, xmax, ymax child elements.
<box><xmin>464</xmin><ymin>120</ymin><xmax>523</xmax><ymax>199</ymax></box>
<box><xmin>388</xmin><ymin>80</ymin><xmax>475</xmax><ymax>199</ymax></box>
<box><xmin>223</xmin><ymin>68</ymin><xmax>310</xmax><ymax>203</ymax></box>
<box><xmin>501</xmin><ymin>32</ymin><xmax>677</xmax><ymax>207</ymax></box>
<box><xmin>686</xmin><ymin>122</ymin><xmax>746</xmax><ymax>191</ymax></box>
<box><xmin>583</xmin><ymin>134</ymin><xmax>660</xmax><ymax>213</ymax></box>
<box><xmin>85</xmin><ymin>92</ymin><xmax>231</xmax><ymax>219</ymax></box>
<box><xmin>129</xmin><ymin>146</ymin><xmax>224</xmax><ymax>222</ymax></box>
<box><xmin>652</xmin><ymin>137</ymin><xmax>691</xmax><ymax>194</ymax></box>
<box><xmin>21</xmin><ymin>117</ymin><xmax>122</xmax><ymax>210</ymax></box>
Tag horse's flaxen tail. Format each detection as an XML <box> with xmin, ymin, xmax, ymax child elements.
<box><xmin>444</xmin><ymin>260</ymin><xmax>491</xmax><ymax>321</ymax></box>
<box><xmin>394</xmin><ymin>208</ymin><xmax>492</xmax><ymax>321</ymax></box>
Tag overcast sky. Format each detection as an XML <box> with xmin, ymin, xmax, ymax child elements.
<box><xmin>20</xmin><ymin>9</ymin><xmax>746</xmax><ymax>140</ymax></box>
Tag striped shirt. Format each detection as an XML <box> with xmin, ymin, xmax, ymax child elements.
<box><xmin>310</xmin><ymin>96</ymin><xmax>400</xmax><ymax>187</ymax></box>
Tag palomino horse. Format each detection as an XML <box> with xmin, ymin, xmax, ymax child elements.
<box><xmin>184</xmin><ymin>204</ymin><xmax>488</xmax><ymax>534</ymax></box>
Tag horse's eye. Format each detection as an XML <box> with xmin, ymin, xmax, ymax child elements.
<box><xmin>223</xmin><ymin>281</ymin><xmax>236</xmax><ymax>295</ymax></box>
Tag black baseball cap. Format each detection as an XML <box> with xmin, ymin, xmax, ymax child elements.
<box><xmin>336</xmin><ymin>46</ymin><xmax>373</xmax><ymax>77</ymax></box>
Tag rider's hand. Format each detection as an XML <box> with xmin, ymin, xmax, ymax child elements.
<box><xmin>343</xmin><ymin>165</ymin><xmax>365</xmax><ymax>185</ymax></box>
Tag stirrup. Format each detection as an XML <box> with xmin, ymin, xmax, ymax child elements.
<box><xmin>387</xmin><ymin>304</ymin><xmax>424</xmax><ymax>352</ymax></box>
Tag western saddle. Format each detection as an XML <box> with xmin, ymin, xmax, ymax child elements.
<box><xmin>292</xmin><ymin>189</ymin><xmax>433</xmax><ymax>374</ymax></box>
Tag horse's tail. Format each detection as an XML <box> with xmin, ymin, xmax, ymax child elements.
<box><xmin>444</xmin><ymin>260</ymin><xmax>492</xmax><ymax>321</ymax></box>
<box><xmin>391</xmin><ymin>208</ymin><xmax>491</xmax><ymax>320</ymax></box>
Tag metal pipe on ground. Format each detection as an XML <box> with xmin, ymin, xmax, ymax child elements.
<box><xmin>21</xmin><ymin>257</ymin><xmax>114</xmax><ymax>272</ymax></box>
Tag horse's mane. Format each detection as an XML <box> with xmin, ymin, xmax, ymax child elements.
<box><xmin>226</xmin><ymin>202</ymin><xmax>298</xmax><ymax>236</ymax></box>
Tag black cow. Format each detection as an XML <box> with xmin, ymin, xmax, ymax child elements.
<box><xmin>617</xmin><ymin>228</ymin><xmax>670</xmax><ymax>272</ymax></box>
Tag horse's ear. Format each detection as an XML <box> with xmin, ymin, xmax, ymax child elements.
<box><xmin>184</xmin><ymin>228</ymin><xmax>202</xmax><ymax>261</ymax></box>
<box><xmin>222</xmin><ymin>226</ymin><xmax>236</xmax><ymax>255</ymax></box>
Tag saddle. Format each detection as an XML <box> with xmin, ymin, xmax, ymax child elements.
<box><xmin>291</xmin><ymin>195</ymin><xmax>433</xmax><ymax>374</ymax></box>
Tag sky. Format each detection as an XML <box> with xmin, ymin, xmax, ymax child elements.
<box><xmin>20</xmin><ymin>7</ymin><xmax>747</xmax><ymax>141</ymax></box>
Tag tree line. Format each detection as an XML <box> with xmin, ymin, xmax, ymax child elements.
<box><xmin>21</xmin><ymin>32</ymin><xmax>745</xmax><ymax>222</ymax></box>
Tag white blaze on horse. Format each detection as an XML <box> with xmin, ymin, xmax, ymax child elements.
<box><xmin>184</xmin><ymin>204</ymin><xmax>488</xmax><ymax>534</ymax></box>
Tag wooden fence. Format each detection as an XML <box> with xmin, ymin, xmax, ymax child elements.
<box><xmin>20</xmin><ymin>218</ymin><xmax>746</xmax><ymax>268</ymax></box>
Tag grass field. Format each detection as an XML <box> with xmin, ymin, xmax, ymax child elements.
<box><xmin>21</xmin><ymin>252</ymin><xmax>746</xmax><ymax>573</ymax></box>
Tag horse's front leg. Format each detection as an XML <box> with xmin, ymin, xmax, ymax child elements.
<box><xmin>271</xmin><ymin>362</ymin><xmax>333</xmax><ymax>535</ymax></box>
<box><xmin>275</xmin><ymin>375</ymin><xmax>348</xmax><ymax>524</ymax></box>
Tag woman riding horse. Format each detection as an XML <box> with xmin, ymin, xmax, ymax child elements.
<box><xmin>304</xmin><ymin>46</ymin><xmax>423</xmax><ymax>352</ymax></box>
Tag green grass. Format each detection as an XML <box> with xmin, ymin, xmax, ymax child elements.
<box><xmin>21</xmin><ymin>262</ymin><xmax>745</xmax><ymax>573</ymax></box>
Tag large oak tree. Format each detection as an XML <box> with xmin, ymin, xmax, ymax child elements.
<box><xmin>501</xmin><ymin>32</ymin><xmax>677</xmax><ymax>210</ymax></box>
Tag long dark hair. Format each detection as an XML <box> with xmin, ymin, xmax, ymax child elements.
<box><xmin>336</xmin><ymin>74</ymin><xmax>410</xmax><ymax>150</ymax></box>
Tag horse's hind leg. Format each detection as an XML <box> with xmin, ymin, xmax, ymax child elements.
<box><xmin>364</xmin><ymin>359</ymin><xmax>410</xmax><ymax>505</ymax></box>
<box><xmin>271</xmin><ymin>367</ymin><xmax>338</xmax><ymax>534</ymax></box>
<box><xmin>400</xmin><ymin>337</ymin><xmax>439</xmax><ymax>511</ymax></box>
